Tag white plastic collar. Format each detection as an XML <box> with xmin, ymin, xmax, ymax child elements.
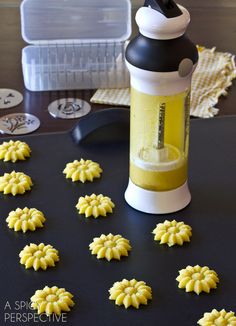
<box><xmin>135</xmin><ymin>5</ymin><xmax>190</xmax><ymax>40</ymax></box>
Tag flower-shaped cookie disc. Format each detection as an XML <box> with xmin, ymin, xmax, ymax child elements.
<box><xmin>63</xmin><ymin>159</ymin><xmax>102</xmax><ymax>183</ymax></box>
<box><xmin>76</xmin><ymin>193</ymin><xmax>114</xmax><ymax>218</ymax></box>
<box><xmin>31</xmin><ymin>286</ymin><xmax>74</xmax><ymax>315</ymax></box>
<box><xmin>0</xmin><ymin>140</ymin><xmax>31</xmax><ymax>162</ymax></box>
<box><xmin>89</xmin><ymin>233</ymin><xmax>131</xmax><ymax>261</ymax></box>
<box><xmin>109</xmin><ymin>279</ymin><xmax>152</xmax><ymax>309</ymax></box>
<box><xmin>19</xmin><ymin>243</ymin><xmax>59</xmax><ymax>271</ymax></box>
<box><xmin>176</xmin><ymin>265</ymin><xmax>219</xmax><ymax>295</ymax></box>
<box><xmin>6</xmin><ymin>207</ymin><xmax>46</xmax><ymax>233</ymax></box>
<box><xmin>198</xmin><ymin>309</ymin><xmax>236</xmax><ymax>326</ymax></box>
<box><xmin>152</xmin><ymin>219</ymin><xmax>192</xmax><ymax>246</ymax></box>
<box><xmin>0</xmin><ymin>171</ymin><xmax>33</xmax><ymax>195</ymax></box>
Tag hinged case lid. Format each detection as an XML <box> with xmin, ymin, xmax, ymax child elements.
<box><xmin>21</xmin><ymin>0</ymin><xmax>131</xmax><ymax>45</ymax></box>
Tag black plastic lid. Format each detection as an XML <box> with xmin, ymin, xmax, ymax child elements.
<box><xmin>126</xmin><ymin>34</ymin><xmax>198</xmax><ymax>72</ymax></box>
<box><xmin>144</xmin><ymin>0</ymin><xmax>182</xmax><ymax>18</ymax></box>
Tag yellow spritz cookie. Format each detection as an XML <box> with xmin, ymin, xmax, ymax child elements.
<box><xmin>19</xmin><ymin>243</ymin><xmax>59</xmax><ymax>271</ymax></box>
<box><xmin>0</xmin><ymin>140</ymin><xmax>31</xmax><ymax>162</ymax></box>
<box><xmin>0</xmin><ymin>171</ymin><xmax>33</xmax><ymax>195</ymax></box>
<box><xmin>31</xmin><ymin>286</ymin><xmax>74</xmax><ymax>315</ymax></box>
<box><xmin>6</xmin><ymin>207</ymin><xmax>46</xmax><ymax>233</ymax></box>
<box><xmin>176</xmin><ymin>265</ymin><xmax>219</xmax><ymax>295</ymax></box>
<box><xmin>109</xmin><ymin>279</ymin><xmax>152</xmax><ymax>309</ymax></box>
<box><xmin>152</xmin><ymin>219</ymin><xmax>192</xmax><ymax>247</ymax></box>
<box><xmin>89</xmin><ymin>233</ymin><xmax>131</xmax><ymax>261</ymax></box>
<box><xmin>198</xmin><ymin>309</ymin><xmax>236</xmax><ymax>326</ymax></box>
<box><xmin>76</xmin><ymin>193</ymin><xmax>115</xmax><ymax>218</ymax></box>
<box><xmin>63</xmin><ymin>159</ymin><xmax>102</xmax><ymax>183</ymax></box>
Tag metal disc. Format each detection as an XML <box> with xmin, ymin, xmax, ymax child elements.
<box><xmin>0</xmin><ymin>89</ymin><xmax>23</xmax><ymax>109</ymax></box>
<box><xmin>48</xmin><ymin>98</ymin><xmax>91</xmax><ymax>119</ymax></box>
<box><xmin>0</xmin><ymin>113</ymin><xmax>40</xmax><ymax>135</ymax></box>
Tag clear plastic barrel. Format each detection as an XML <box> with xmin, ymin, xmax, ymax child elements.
<box><xmin>130</xmin><ymin>87</ymin><xmax>190</xmax><ymax>191</ymax></box>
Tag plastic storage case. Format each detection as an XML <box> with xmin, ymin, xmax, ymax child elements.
<box><xmin>20</xmin><ymin>0</ymin><xmax>131</xmax><ymax>91</ymax></box>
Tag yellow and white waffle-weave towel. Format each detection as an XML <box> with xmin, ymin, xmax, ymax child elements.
<box><xmin>90</xmin><ymin>47</ymin><xmax>236</xmax><ymax>118</ymax></box>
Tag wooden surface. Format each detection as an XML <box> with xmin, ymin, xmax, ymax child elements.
<box><xmin>0</xmin><ymin>0</ymin><xmax>235</xmax><ymax>135</ymax></box>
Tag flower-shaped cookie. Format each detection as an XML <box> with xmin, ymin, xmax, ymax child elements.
<box><xmin>109</xmin><ymin>279</ymin><xmax>152</xmax><ymax>309</ymax></box>
<box><xmin>6</xmin><ymin>207</ymin><xmax>46</xmax><ymax>233</ymax></box>
<box><xmin>0</xmin><ymin>140</ymin><xmax>31</xmax><ymax>162</ymax></box>
<box><xmin>198</xmin><ymin>309</ymin><xmax>236</xmax><ymax>326</ymax></box>
<box><xmin>0</xmin><ymin>171</ymin><xmax>33</xmax><ymax>195</ymax></box>
<box><xmin>176</xmin><ymin>265</ymin><xmax>219</xmax><ymax>295</ymax></box>
<box><xmin>31</xmin><ymin>286</ymin><xmax>74</xmax><ymax>315</ymax></box>
<box><xmin>152</xmin><ymin>219</ymin><xmax>192</xmax><ymax>247</ymax></box>
<box><xmin>63</xmin><ymin>159</ymin><xmax>102</xmax><ymax>183</ymax></box>
<box><xmin>89</xmin><ymin>233</ymin><xmax>131</xmax><ymax>261</ymax></box>
<box><xmin>19</xmin><ymin>243</ymin><xmax>59</xmax><ymax>271</ymax></box>
<box><xmin>76</xmin><ymin>193</ymin><xmax>115</xmax><ymax>218</ymax></box>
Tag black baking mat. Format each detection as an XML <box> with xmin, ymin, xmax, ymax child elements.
<box><xmin>0</xmin><ymin>113</ymin><xmax>236</xmax><ymax>326</ymax></box>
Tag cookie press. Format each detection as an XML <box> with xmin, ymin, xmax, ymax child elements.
<box><xmin>125</xmin><ymin>0</ymin><xmax>198</xmax><ymax>213</ymax></box>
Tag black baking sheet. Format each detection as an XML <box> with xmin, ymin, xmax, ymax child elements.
<box><xmin>0</xmin><ymin>116</ymin><xmax>236</xmax><ymax>326</ymax></box>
